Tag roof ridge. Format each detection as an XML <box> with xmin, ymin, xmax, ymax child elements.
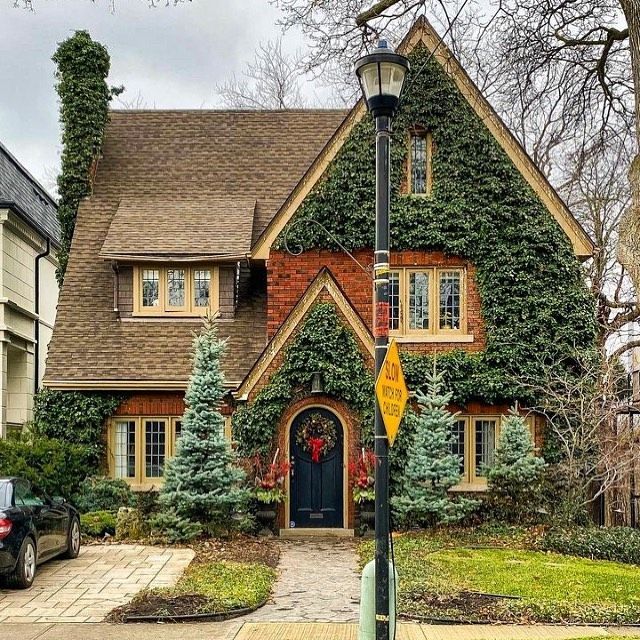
<box><xmin>109</xmin><ymin>108</ymin><xmax>350</xmax><ymax>115</ymax></box>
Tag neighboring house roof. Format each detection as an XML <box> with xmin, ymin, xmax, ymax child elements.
<box><xmin>251</xmin><ymin>16</ymin><xmax>594</xmax><ymax>260</ymax></box>
<box><xmin>0</xmin><ymin>141</ymin><xmax>60</xmax><ymax>244</ymax></box>
<box><xmin>100</xmin><ymin>196</ymin><xmax>257</xmax><ymax>261</ymax></box>
<box><xmin>44</xmin><ymin>109</ymin><xmax>346</xmax><ymax>388</ymax></box>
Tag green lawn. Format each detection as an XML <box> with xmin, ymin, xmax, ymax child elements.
<box><xmin>360</xmin><ymin>532</ymin><xmax>640</xmax><ymax>623</ymax></box>
<box><xmin>174</xmin><ymin>560</ymin><xmax>275</xmax><ymax>612</ymax></box>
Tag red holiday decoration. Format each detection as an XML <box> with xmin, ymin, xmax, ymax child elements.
<box><xmin>308</xmin><ymin>437</ymin><xmax>325</xmax><ymax>463</ymax></box>
<box><xmin>295</xmin><ymin>412</ymin><xmax>337</xmax><ymax>463</ymax></box>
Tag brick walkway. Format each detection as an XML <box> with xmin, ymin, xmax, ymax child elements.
<box><xmin>0</xmin><ymin>544</ymin><xmax>194</xmax><ymax>623</ymax></box>
<box><xmin>244</xmin><ymin>539</ymin><xmax>361</xmax><ymax>623</ymax></box>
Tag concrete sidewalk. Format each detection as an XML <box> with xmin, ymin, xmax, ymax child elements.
<box><xmin>4</xmin><ymin>622</ymin><xmax>640</xmax><ymax>640</ymax></box>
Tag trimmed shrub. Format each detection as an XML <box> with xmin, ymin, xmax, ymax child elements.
<box><xmin>80</xmin><ymin>510</ymin><xmax>117</xmax><ymax>537</ymax></box>
<box><xmin>149</xmin><ymin>510</ymin><xmax>203</xmax><ymax>543</ymax></box>
<box><xmin>116</xmin><ymin>507</ymin><xmax>144</xmax><ymax>540</ymax></box>
<box><xmin>542</xmin><ymin>526</ymin><xmax>640</xmax><ymax>565</ymax></box>
<box><xmin>74</xmin><ymin>476</ymin><xmax>135</xmax><ymax>513</ymax></box>
<box><xmin>0</xmin><ymin>435</ymin><xmax>92</xmax><ymax>497</ymax></box>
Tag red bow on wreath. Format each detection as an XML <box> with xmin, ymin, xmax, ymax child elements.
<box><xmin>308</xmin><ymin>437</ymin><xmax>325</xmax><ymax>463</ymax></box>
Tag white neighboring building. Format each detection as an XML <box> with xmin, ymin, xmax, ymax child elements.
<box><xmin>0</xmin><ymin>142</ymin><xmax>60</xmax><ymax>437</ymax></box>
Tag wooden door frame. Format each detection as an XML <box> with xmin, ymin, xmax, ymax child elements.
<box><xmin>284</xmin><ymin>404</ymin><xmax>348</xmax><ymax>530</ymax></box>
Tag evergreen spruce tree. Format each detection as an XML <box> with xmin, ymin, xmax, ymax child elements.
<box><xmin>159</xmin><ymin>317</ymin><xmax>248</xmax><ymax>532</ymax></box>
<box><xmin>392</xmin><ymin>369</ymin><xmax>477</xmax><ymax>527</ymax></box>
<box><xmin>488</xmin><ymin>410</ymin><xmax>546</xmax><ymax>520</ymax></box>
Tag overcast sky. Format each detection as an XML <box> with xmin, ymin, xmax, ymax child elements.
<box><xmin>0</xmin><ymin>0</ymin><xmax>311</xmax><ymax>192</ymax></box>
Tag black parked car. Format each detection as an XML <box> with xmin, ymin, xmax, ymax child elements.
<box><xmin>0</xmin><ymin>478</ymin><xmax>80</xmax><ymax>588</ymax></box>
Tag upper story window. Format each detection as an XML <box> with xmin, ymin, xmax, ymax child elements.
<box><xmin>389</xmin><ymin>267</ymin><xmax>465</xmax><ymax>337</ymax></box>
<box><xmin>409</xmin><ymin>130</ymin><xmax>433</xmax><ymax>195</ymax></box>
<box><xmin>134</xmin><ymin>265</ymin><xmax>218</xmax><ymax>316</ymax></box>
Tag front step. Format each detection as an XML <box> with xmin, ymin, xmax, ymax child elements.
<box><xmin>279</xmin><ymin>528</ymin><xmax>355</xmax><ymax>538</ymax></box>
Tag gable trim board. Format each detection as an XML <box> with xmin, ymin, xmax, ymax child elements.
<box><xmin>251</xmin><ymin>17</ymin><xmax>593</xmax><ymax>260</ymax></box>
<box><xmin>235</xmin><ymin>268</ymin><xmax>374</xmax><ymax>400</ymax></box>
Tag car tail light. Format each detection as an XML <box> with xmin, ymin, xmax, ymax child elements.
<box><xmin>0</xmin><ymin>518</ymin><xmax>12</xmax><ymax>540</ymax></box>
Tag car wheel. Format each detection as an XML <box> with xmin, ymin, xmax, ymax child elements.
<box><xmin>8</xmin><ymin>537</ymin><xmax>37</xmax><ymax>589</ymax></box>
<box><xmin>63</xmin><ymin>516</ymin><xmax>80</xmax><ymax>559</ymax></box>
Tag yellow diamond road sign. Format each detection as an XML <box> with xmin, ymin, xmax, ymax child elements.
<box><xmin>375</xmin><ymin>339</ymin><xmax>409</xmax><ymax>446</ymax></box>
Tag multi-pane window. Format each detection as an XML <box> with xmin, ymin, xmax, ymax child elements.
<box><xmin>474</xmin><ymin>419</ymin><xmax>497</xmax><ymax>478</ymax></box>
<box><xmin>449</xmin><ymin>416</ymin><xmax>535</xmax><ymax>486</ymax></box>
<box><xmin>167</xmin><ymin>269</ymin><xmax>186</xmax><ymax>308</ymax></box>
<box><xmin>114</xmin><ymin>420</ymin><xmax>136</xmax><ymax>479</ymax></box>
<box><xmin>410</xmin><ymin>132</ymin><xmax>432</xmax><ymax>195</ymax></box>
<box><xmin>450</xmin><ymin>419</ymin><xmax>466</xmax><ymax>475</ymax></box>
<box><xmin>135</xmin><ymin>266</ymin><xmax>216</xmax><ymax>316</ymax></box>
<box><xmin>388</xmin><ymin>268</ymin><xmax>465</xmax><ymax>335</ymax></box>
<box><xmin>193</xmin><ymin>270</ymin><xmax>211</xmax><ymax>308</ymax></box>
<box><xmin>142</xmin><ymin>269</ymin><xmax>160</xmax><ymax>308</ymax></box>
<box><xmin>145</xmin><ymin>419</ymin><xmax>166</xmax><ymax>478</ymax></box>
<box><xmin>408</xmin><ymin>272</ymin><xmax>430</xmax><ymax>330</ymax></box>
<box><xmin>110</xmin><ymin>417</ymin><xmax>227</xmax><ymax>486</ymax></box>
<box><xmin>439</xmin><ymin>271</ymin><xmax>461</xmax><ymax>330</ymax></box>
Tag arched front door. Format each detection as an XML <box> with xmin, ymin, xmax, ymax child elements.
<box><xmin>289</xmin><ymin>407</ymin><xmax>344</xmax><ymax>528</ymax></box>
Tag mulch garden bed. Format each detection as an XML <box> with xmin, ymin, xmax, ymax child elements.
<box><xmin>106</xmin><ymin>535</ymin><xmax>279</xmax><ymax>623</ymax></box>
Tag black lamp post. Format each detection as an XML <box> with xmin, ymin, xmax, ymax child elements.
<box><xmin>355</xmin><ymin>41</ymin><xmax>409</xmax><ymax>640</ymax></box>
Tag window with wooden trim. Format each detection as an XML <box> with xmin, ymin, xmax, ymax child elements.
<box><xmin>408</xmin><ymin>130</ymin><xmax>433</xmax><ymax>195</ymax></box>
<box><xmin>133</xmin><ymin>265</ymin><xmax>219</xmax><ymax>316</ymax></box>
<box><xmin>389</xmin><ymin>267</ymin><xmax>466</xmax><ymax>338</ymax></box>
<box><xmin>449</xmin><ymin>415</ymin><xmax>535</xmax><ymax>487</ymax></box>
<box><xmin>109</xmin><ymin>416</ymin><xmax>229</xmax><ymax>487</ymax></box>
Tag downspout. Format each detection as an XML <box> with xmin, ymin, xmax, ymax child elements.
<box><xmin>34</xmin><ymin>237</ymin><xmax>51</xmax><ymax>394</ymax></box>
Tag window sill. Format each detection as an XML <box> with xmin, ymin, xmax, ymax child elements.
<box><xmin>392</xmin><ymin>334</ymin><xmax>474</xmax><ymax>343</ymax></box>
<box><xmin>449</xmin><ymin>482</ymin><xmax>487</xmax><ymax>493</ymax></box>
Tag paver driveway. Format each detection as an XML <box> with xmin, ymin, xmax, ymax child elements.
<box><xmin>0</xmin><ymin>544</ymin><xmax>194</xmax><ymax>623</ymax></box>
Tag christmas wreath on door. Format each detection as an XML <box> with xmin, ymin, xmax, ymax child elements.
<box><xmin>296</xmin><ymin>412</ymin><xmax>338</xmax><ymax>463</ymax></box>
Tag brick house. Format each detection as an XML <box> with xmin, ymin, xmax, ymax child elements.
<box><xmin>44</xmin><ymin>18</ymin><xmax>594</xmax><ymax>534</ymax></box>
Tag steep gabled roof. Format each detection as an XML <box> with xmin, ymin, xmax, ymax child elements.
<box><xmin>236</xmin><ymin>268</ymin><xmax>374</xmax><ymax>400</ymax></box>
<box><xmin>252</xmin><ymin>16</ymin><xmax>594</xmax><ymax>260</ymax></box>
<box><xmin>0</xmin><ymin>141</ymin><xmax>60</xmax><ymax>244</ymax></box>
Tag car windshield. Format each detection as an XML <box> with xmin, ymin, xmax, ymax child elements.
<box><xmin>14</xmin><ymin>481</ymin><xmax>45</xmax><ymax>507</ymax></box>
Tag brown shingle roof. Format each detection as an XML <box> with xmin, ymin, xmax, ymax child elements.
<box><xmin>44</xmin><ymin>109</ymin><xmax>347</xmax><ymax>387</ymax></box>
<box><xmin>100</xmin><ymin>197</ymin><xmax>256</xmax><ymax>260</ymax></box>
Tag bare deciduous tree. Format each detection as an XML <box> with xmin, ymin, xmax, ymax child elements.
<box><xmin>558</xmin><ymin>132</ymin><xmax>639</xmax><ymax>359</ymax></box>
<box><xmin>520</xmin><ymin>349</ymin><xmax>638</xmax><ymax>522</ymax></box>
<box><xmin>216</xmin><ymin>38</ymin><xmax>306</xmax><ymax>110</ymax></box>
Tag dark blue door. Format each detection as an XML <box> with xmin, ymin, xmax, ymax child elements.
<box><xmin>290</xmin><ymin>408</ymin><xmax>344</xmax><ymax>528</ymax></box>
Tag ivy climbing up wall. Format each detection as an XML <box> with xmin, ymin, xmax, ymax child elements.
<box><xmin>53</xmin><ymin>30</ymin><xmax>122</xmax><ymax>285</ymax></box>
<box><xmin>277</xmin><ymin>45</ymin><xmax>596</xmax><ymax>406</ymax></box>
<box><xmin>232</xmin><ymin>303</ymin><xmax>374</xmax><ymax>457</ymax></box>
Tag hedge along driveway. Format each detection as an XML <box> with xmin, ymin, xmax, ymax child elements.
<box><xmin>0</xmin><ymin>545</ymin><xmax>193</xmax><ymax>623</ymax></box>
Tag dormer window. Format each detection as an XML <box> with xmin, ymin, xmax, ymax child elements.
<box><xmin>408</xmin><ymin>129</ymin><xmax>432</xmax><ymax>195</ymax></box>
<box><xmin>134</xmin><ymin>265</ymin><xmax>218</xmax><ymax>316</ymax></box>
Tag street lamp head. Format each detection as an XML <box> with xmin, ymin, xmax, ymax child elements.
<box><xmin>354</xmin><ymin>39</ymin><xmax>410</xmax><ymax>119</ymax></box>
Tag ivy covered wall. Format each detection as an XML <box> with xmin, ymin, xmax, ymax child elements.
<box><xmin>277</xmin><ymin>46</ymin><xmax>596</xmax><ymax>405</ymax></box>
<box><xmin>232</xmin><ymin>303</ymin><xmax>374</xmax><ymax>457</ymax></box>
